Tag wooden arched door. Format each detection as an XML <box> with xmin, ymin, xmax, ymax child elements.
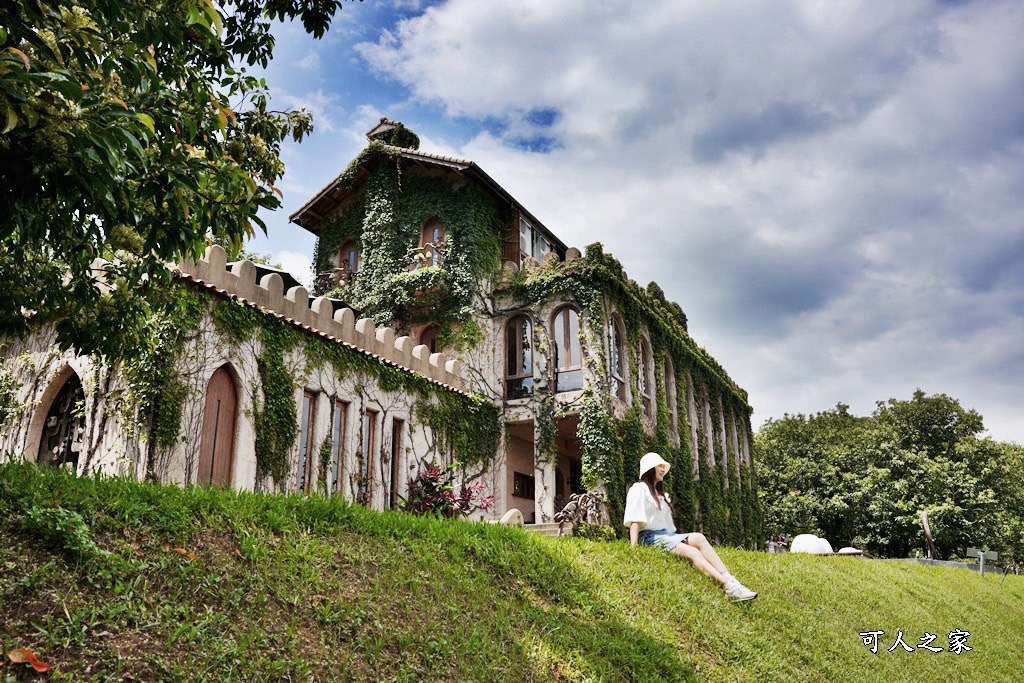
<box><xmin>198</xmin><ymin>366</ymin><xmax>237</xmax><ymax>486</ymax></box>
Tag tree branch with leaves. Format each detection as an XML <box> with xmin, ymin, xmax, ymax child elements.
<box><xmin>0</xmin><ymin>0</ymin><xmax>352</xmax><ymax>358</ymax></box>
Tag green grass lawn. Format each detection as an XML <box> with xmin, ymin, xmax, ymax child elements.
<box><xmin>1</xmin><ymin>462</ymin><xmax>1021</xmax><ymax>682</ymax></box>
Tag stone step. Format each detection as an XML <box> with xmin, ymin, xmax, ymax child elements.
<box><xmin>524</xmin><ymin>522</ymin><xmax>573</xmax><ymax>538</ymax></box>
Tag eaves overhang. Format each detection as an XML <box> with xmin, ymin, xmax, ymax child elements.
<box><xmin>288</xmin><ymin>145</ymin><xmax>568</xmax><ymax>254</ymax></box>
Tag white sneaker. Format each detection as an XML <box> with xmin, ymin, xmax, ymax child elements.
<box><xmin>725</xmin><ymin>578</ymin><xmax>758</xmax><ymax>602</ymax></box>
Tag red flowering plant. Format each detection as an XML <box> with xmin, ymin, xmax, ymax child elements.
<box><xmin>402</xmin><ymin>461</ymin><xmax>495</xmax><ymax>519</ymax></box>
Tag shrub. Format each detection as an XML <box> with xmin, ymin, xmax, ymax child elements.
<box><xmin>22</xmin><ymin>505</ymin><xmax>108</xmax><ymax>560</ymax></box>
<box><xmin>402</xmin><ymin>462</ymin><xmax>494</xmax><ymax>519</ymax></box>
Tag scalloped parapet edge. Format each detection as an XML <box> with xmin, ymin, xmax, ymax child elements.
<box><xmin>175</xmin><ymin>245</ymin><xmax>468</xmax><ymax>392</ymax></box>
<box><xmin>500</xmin><ymin>245</ymin><xmax>586</xmax><ymax>274</ymax></box>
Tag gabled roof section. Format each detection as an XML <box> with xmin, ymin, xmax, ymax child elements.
<box><xmin>289</xmin><ymin>143</ymin><xmax>568</xmax><ymax>254</ymax></box>
<box><xmin>365</xmin><ymin>117</ymin><xmax>402</xmax><ymax>140</ymax></box>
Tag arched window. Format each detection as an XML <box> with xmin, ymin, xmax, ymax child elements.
<box><xmin>506</xmin><ymin>315</ymin><xmax>534</xmax><ymax>399</ymax></box>
<box><xmin>36</xmin><ymin>372</ymin><xmax>85</xmax><ymax>469</ymax></box>
<box><xmin>552</xmin><ymin>306</ymin><xmax>583</xmax><ymax>392</ymax></box>
<box><xmin>607</xmin><ymin>317</ymin><xmax>626</xmax><ymax>400</ymax></box>
<box><xmin>638</xmin><ymin>338</ymin><xmax>654</xmax><ymax>416</ymax></box>
<box><xmin>419</xmin><ymin>324</ymin><xmax>440</xmax><ymax>355</ymax></box>
<box><xmin>664</xmin><ymin>353</ymin><xmax>678</xmax><ymax>432</ymax></box>
<box><xmin>420</xmin><ymin>217</ymin><xmax>445</xmax><ymax>267</ymax></box>
<box><xmin>338</xmin><ymin>239</ymin><xmax>359</xmax><ymax>285</ymax></box>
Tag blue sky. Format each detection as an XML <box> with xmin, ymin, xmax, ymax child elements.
<box><xmin>248</xmin><ymin>0</ymin><xmax>1024</xmax><ymax>444</ymax></box>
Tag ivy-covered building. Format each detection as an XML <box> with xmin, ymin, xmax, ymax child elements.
<box><xmin>0</xmin><ymin>117</ymin><xmax>759</xmax><ymax>544</ymax></box>
<box><xmin>0</xmin><ymin>247</ymin><xmax>497</xmax><ymax>510</ymax></box>
<box><xmin>290</xmin><ymin>118</ymin><xmax>761</xmax><ymax>545</ymax></box>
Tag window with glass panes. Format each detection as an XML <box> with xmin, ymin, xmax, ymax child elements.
<box><xmin>360</xmin><ymin>409</ymin><xmax>377</xmax><ymax>502</ymax></box>
<box><xmin>338</xmin><ymin>240</ymin><xmax>359</xmax><ymax>284</ymax></box>
<box><xmin>638</xmin><ymin>340</ymin><xmax>654</xmax><ymax>416</ymax></box>
<box><xmin>297</xmin><ymin>391</ymin><xmax>316</xmax><ymax>492</ymax></box>
<box><xmin>506</xmin><ymin>315</ymin><xmax>534</xmax><ymax>399</ymax></box>
<box><xmin>420</xmin><ymin>218</ymin><xmax>445</xmax><ymax>267</ymax></box>
<box><xmin>519</xmin><ymin>216</ymin><xmax>553</xmax><ymax>266</ymax></box>
<box><xmin>552</xmin><ymin>306</ymin><xmax>583</xmax><ymax>392</ymax></box>
<box><xmin>330</xmin><ymin>400</ymin><xmax>348</xmax><ymax>495</ymax></box>
<box><xmin>389</xmin><ymin>419</ymin><xmax>404</xmax><ymax>509</ymax></box>
<box><xmin>608</xmin><ymin>318</ymin><xmax>626</xmax><ymax>400</ymax></box>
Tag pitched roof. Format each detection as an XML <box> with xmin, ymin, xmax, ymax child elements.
<box><xmin>288</xmin><ymin>144</ymin><xmax>567</xmax><ymax>254</ymax></box>
<box><xmin>364</xmin><ymin>116</ymin><xmax>403</xmax><ymax>139</ymax></box>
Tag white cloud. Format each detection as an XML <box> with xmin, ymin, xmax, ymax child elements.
<box><xmin>277</xmin><ymin>88</ymin><xmax>343</xmax><ymax>133</ymax></box>
<box><xmin>296</xmin><ymin>51</ymin><xmax>320</xmax><ymax>71</ymax></box>
<box><xmin>276</xmin><ymin>251</ymin><xmax>313</xmax><ymax>288</ymax></box>
<box><xmin>351</xmin><ymin>0</ymin><xmax>1024</xmax><ymax>443</ymax></box>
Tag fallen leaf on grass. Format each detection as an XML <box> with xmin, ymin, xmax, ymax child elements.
<box><xmin>7</xmin><ymin>647</ymin><xmax>51</xmax><ymax>672</ymax></box>
<box><xmin>174</xmin><ymin>547</ymin><xmax>199</xmax><ymax>561</ymax></box>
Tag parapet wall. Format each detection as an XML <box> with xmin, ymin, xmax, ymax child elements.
<box><xmin>505</xmin><ymin>246</ymin><xmax>583</xmax><ymax>274</ymax></box>
<box><xmin>175</xmin><ymin>245</ymin><xmax>468</xmax><ymax>392</ymax></box>
<box><xmin>505</xmin><ymin>246</ymin><xmax>642</xmax><ymax>291</ymax></box>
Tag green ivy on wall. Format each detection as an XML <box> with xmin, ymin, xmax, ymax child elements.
<box><xmin>310</xmin><ymin>142</ymin><xmax>504</xmax><ymax>347</ymax></box>
<box><xmin>501</xmin><ymin>242</ymin><xmax>760</xmax><ymax>544</ymax></box>
<box><xmin>0</xmin><ymin>362</ymin><xmax>17</xmax><ymax>429</ymax></box>
<box><xmin>372</xmin><ymin>122</ymin><xmax>421</xmax><ymax>149</ymax></box>
<box><xmin>210</xmin><ymin>293</ymin><xmax>501</xmax><ymax>485</ymax></box>
<box><xmin>414</xmin><ymin>392</ymin><xmax>502</xmax><ymax>470</ymax></box>
<box><xmin>253</xmin><ymin>322</ymin><xmax>301</xmax><ymax>485</ymax></box>
<box><xmin>535</xmin><ymin>393</ymin><xmax>557</xmax><ymax>465</ymax></box>
<box><xmin>317</xmin><ymin>435</ymin><xmax>333</xmax><ymax>496</ymax></box>
<box><xmin>120</xmin><ymin>287</ymin><xmax>206</xmax><ymax>451</ymax></box>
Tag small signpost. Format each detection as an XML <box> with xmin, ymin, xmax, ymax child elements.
<box><xmin>966</xmin><ymin>547</ymin><xmax>998</xmax><ymax>576</ymax></box>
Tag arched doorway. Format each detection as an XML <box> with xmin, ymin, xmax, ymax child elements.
<box><xmin>37</xmin><ymin>372</ymin><xmax>85</xmax><ymax>469</ymax></box>
<box><xmin>197</xmin><ymin>365</ymin><xmax>237</xmax><ymax>486</ymax></box>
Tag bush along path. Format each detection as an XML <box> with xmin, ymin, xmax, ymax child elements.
<box><xmin>1</xmin><ymin>462</ymin><xmax>1023</xmax><ymax>682</ymax></box>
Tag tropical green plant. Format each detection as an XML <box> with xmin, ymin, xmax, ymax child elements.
<box><xmin>401</xmin><ymin>461</ymin><xmax>495</xmax><ymax>518</ymax></box>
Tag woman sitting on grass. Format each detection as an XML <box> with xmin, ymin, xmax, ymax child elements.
<box><xmin>624</xmin><ymin>452</ymin><xmax>758</xmax><ymax>602</ymax></box>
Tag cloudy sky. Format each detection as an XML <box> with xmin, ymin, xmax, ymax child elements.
<box><xmin>248</xmin><ymin>0</ymin><xmax>1024</xmax><ymax>444</ymax></box>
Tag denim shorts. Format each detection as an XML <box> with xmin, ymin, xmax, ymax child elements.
<box><xmin>638</xmin><ymin>528</ymin><xmax>690</xmax><ymax>551</ymax></box>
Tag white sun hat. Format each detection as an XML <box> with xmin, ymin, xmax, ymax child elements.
<box><xmin>638</xmin><ymin>452</ymin><xmax>671</xmax><ymax>478</ymax></box>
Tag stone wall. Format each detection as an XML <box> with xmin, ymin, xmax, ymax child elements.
<box><xmin>178</xmin><ymin>245</ymin><xmax>469</xmax><ymax>392</ymax></box>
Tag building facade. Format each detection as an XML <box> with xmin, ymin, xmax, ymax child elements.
<box><xmin>291</xmin><ymin>119</ymin><xmax>760</xmax><ymax>544</ymax></box>
<box><xmin>0</xmin><ymin>247</ymin><xmax>495</xmax><ymax>513</ymax></box>
<box><xmin>1</xmin><ymin>118</ymin><xmax>759</xmax><ymax>544</ymax></box>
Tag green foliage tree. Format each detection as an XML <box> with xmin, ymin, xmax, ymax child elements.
<box><xmin>0</xmin><ymin>0</ymin><xmax>349</xmax><ymax>358</ymax></box>
<box><xmin>875</xmin><ymin>389</ymin><xmax>985</xmax><ymax>458</ymax></box>
<box><xmin>756</xmin><ymin>390</ymin><xmax>1024</xmax><ymax>562</ymax></box>
<box><xmin>754</xmin><ymin>403</ymin><xmax>878</xmax><ymax>544</ymax></box>
<box><xmin>990</xmin><ymin>439</ymin><xmax>1024</xmax><ymax>563</ymax></box>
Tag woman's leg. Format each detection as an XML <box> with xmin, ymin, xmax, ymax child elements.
<box><xmin>684</xmin><ymin>533</ymin><xmax>730</xmax><ymax>575</ymax></box>
<box><xmin>671</xmin><ymin>541</ymin><xmax>728</xmax><ymax>585</ymax></box>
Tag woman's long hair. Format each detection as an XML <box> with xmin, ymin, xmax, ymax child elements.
<box><xmin>640</xmin><ymin>467</ymin><xmax>673</xmax><ymax>514</ymax></box>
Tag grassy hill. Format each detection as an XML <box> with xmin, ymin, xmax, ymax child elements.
<box><xmin>1</xmin><ymin>462</ymin><xmax>1022</xmax><ymax>683</ymax></box>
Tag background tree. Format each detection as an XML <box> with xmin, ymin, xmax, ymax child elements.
<box><xmin>754</xmin><ymin>403</ymin><xmax>872</xmax><ymax>544</ymax></box>
<box><xmin>0</xmin><ymin>0</ymin><xmax>350</xmax><ymax>358</ymax></box>
<box><xmin>756</xmin><ymin>390</ymin><xmax>1024</xmax><ymax>562</ymax></box>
